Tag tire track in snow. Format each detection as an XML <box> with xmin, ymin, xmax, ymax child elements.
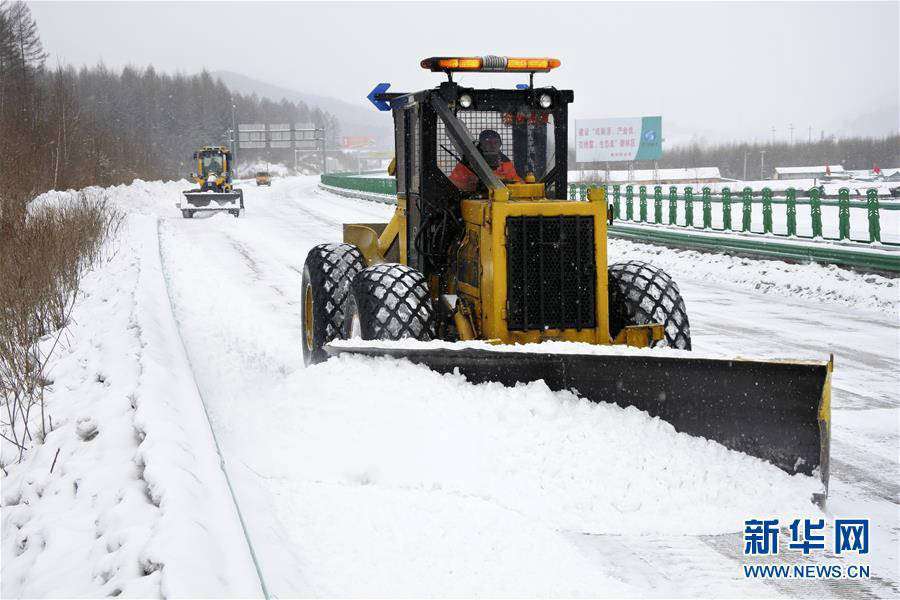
<box><xmin>155</xmin><ymin>205</ymin><xmax>321</xmax><ymax>594</ymax></box>
<box><xmin>153</xmin><ymin>218</ymin><xmax>272</xmax><ymax>598</ymax></box>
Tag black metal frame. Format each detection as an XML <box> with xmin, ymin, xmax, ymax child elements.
<box><xmin>505</xmin><ymin>215</ymin><xmax>597</xmax><ymax>331</ymax></box>
<box><xmin>385</xmin><ymin>82</ymin><xmax>573</xmax><ymax>276</ymax></box>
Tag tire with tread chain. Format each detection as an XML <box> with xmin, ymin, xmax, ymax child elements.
<box><xmin>302</xmin><ymin>243</ymin><xmax>366</xmax><ymax>365</ymax></box>
<box><xmin>608</xmin><ymin>260</ymin><xmax>691</xmax><ymax>350</ymax></box>
<box><xmin>343</xmin><ymin>263</ymin><xmax>435</xmax><ymax>342</ymax></box>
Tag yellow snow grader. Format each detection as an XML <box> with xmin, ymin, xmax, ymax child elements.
<box><xmin>180</xmin><ymin>145</ymin><xmax>244</xmax><ymax>218</ymax></box>
<box><xmin>302</xmin><ymin>56</ymin><xmax>833</xmax><ymax>496</ymax></box>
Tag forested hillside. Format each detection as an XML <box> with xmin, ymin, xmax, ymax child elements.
<box><xmin>0</xmin><ymin>1</ymin><xmax>339</xmax><ymax>234</ymax></box>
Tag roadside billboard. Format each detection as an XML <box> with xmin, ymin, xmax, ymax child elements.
<box><xmin>342</xmin><ymin>136</ymin><xmax>375</xmax><ymax>149</ymax></box>
<box><xmin>574</xmin><ymin>116</ymin><xmax>662</xmax><ymax>162</ymax></box>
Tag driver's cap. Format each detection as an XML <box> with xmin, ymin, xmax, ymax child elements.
<box><xmin>479</xmin><ymin>129</ymin><xmax>502</xmax><ymax>145</ymax></box>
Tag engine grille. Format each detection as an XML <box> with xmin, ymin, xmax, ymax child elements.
<box><xmin>506</xmin><ymin>215</ymin><xmax>597</xmax><ymax>331</ymax></box>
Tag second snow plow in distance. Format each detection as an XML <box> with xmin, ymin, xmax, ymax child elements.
<box><xmin>301</xmin><ymin>55</ymin><xmax>833</xmax><ymax>498</ymax></box>
<box><xmin>180</xmin><ymin>146</ymin><xmax>244</xmax><ymax>218</ymax></box>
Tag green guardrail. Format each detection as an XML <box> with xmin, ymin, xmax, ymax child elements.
<box><xmin>608</xmin><ymin>224</ymin><xmax>899</xmax><ymax>273</ymax></box>
<box><xmin>320</xmin><ymin>174</ymin><xmax>899</xmax><ymax>272</ymax></box>
<box><xmin>320</xmin><ymin>172</ymin><xmax>397</xmax><ymax>196</ymax></box>
<box><xmin>572</xmin><ymin>183</ymin><xmax>898</xmax><ymax>246</ymax></box>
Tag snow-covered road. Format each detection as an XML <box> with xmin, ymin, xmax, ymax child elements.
<box><xmin>146</xmin><ymin>175</ymin><xmax>898</xmax><ymax>597</ymax></box>
<box><xmin>2</xmin><ymin>174</ymin><xmax>875</xmax><ymax>596</ymax></box>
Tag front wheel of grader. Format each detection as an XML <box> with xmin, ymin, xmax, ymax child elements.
<box><xmin>301</xmin><ymin>243</ymin><xmax>366</xmax><ymax>365</ymax></box>
<box><xmin>608</xmin><ymin>260</ymin><xmax>692</xmax><ymax>350</ymax></box>
<box><xmin>342</xmin><ymin>264</ymin><xmax>436</xmax><ymax>342</ymax></box>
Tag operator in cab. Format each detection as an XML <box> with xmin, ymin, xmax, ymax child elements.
<box><xmin>449</xmin><ymin>129</ymin><xmax>521</xmax><ymax>192</ymax></box>
<box><xmin>206</xmin><ymin>154</ymin><xmax>223</xmax><ymax>176</ymax></box>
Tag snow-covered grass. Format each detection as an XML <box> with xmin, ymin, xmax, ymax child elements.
<box><xmin>1</xmin><ymin>214</ymin><xmax>260</xmax><ymax>597</ymax></box>
<box><xmin>608</xmin><ymin>238</ymin><xmax>899</xmax><ymax>316</ymax></box>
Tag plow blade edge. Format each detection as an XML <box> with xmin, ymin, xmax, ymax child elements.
<box><xmin>181</xmin><ymin>191</ymin><xmax>242</xmax><ymax>207</ymax></box>
<box><xmin>325</xmin><ymin>345</ymin><xmax>832</xmax><ymax>492</ymax></box>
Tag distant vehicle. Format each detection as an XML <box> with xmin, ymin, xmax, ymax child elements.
<box><xmin>180</xmin><ymin>146</ymin><xmax>244</xmax><ymax>218</ymax></box>
<box><xmin>255</xmin><ymin>171</ymin><xmax>272</xmax><ymax>186</ymax></box>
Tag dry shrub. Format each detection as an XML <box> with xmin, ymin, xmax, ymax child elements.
<box><xmin>0</xmin><ymin>191</ymin><xmax>122</xmax><ymax>464</ymax></box>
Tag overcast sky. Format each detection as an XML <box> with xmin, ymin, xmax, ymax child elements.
<box><xmin>29</xmin><ymin>1</ymin><xmax>899</xmax><ymax>143</ymax></box>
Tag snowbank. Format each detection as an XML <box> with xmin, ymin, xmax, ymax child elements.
<box><xmin>236</xmin><ymin>161</ymin><xmax>292</xmax><ymax>178</ymax></box>
<box><xmin>329</xmin><ymin>337</ymin><xmax>832</xmax><ymax>363</ymax></box>
<box><xmin>29</xmin><ymin>179</ymin><xmax>191</xmax><ymax>217</ymax></box>
<box><xmin>609</xmin><ymin>238</ymin><xmax>899</xmax><ymax>316</ymax></box>
<box><xmin>265</xmin><ymin>353</ymin><xmax>822</xmax><ymax>538</ymax></box>
<box><xmin>1</xmin><ymin>214</ymin><xmax>261</xmax><ymax>597</ymax></box>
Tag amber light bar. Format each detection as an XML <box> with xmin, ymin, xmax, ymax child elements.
<box><xmin>421</xmin><ymin>56</ymin><xmax>561</xmax><ymax>73</ymax></box>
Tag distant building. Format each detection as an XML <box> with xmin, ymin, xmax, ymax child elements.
<box><xmin>882</xmin><ymin>168</ymin><xmax>900</xmax><ymax>182</ymax></box>
<box><xmin>570</xmin><ymin>167</ymin><xmax>723</xmax><ymax>185</ymax></box>
<box><xmin>774</xmin><ymin>165</ymin><xmax>848</xmax><ymax>180</ymax></box>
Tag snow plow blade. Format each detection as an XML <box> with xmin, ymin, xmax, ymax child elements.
<box><xmin>181</xmin><ymin>190</ymin><xmax>242</xmax><ymax>207</ymax></box>
<box><xmin>325</xmin><ymin>344</ymin><xmax>832</xmax><ymax>495</ymax></box>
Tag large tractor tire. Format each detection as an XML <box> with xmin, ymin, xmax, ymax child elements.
<box><xmin>608</xmin><ymin>260</ymin><xmax>691</xmax><ymax>350</ymax></box>
<box><xmin>343</xmin><ymin>264</ymin><xmax>435</xmax><ymax>342</ymax></box>
<box><xmin>301</xmin><ymin>243</ymin><xmax>366</xmax><ymax>365</ymax></box>
<box><xmin>232</xmin><ymin>190</ymin><xmax>244</xmax><ymax>217</ymax></box>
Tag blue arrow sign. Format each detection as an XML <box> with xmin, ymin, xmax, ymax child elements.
<box><xmin>367</xmin><ymin>83</ymin><xmax>391</xmax><ymax>111</ymax></box>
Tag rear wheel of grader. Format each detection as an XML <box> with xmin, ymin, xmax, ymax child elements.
<box><xmin>301</xmin><ymin>243</ymin><xmax>366</xmax><ymax>365</ymax></box>
<box><xmin>343</xmin><ymin>264</ymin><xmax>435</xmax><ymax>342</ymax></box>
<box><xmin>608</xmin><ymin>260</ymin><xmax>691</xmax><ymax>349</ymax></box>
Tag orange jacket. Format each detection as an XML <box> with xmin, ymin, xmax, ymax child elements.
<box><xmin>449</xmin><ymin>160</ymin><xmax>521</xmax><ymax>192</ymax></box>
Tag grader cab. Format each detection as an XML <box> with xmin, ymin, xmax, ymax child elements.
<box><xmin>302</xmin><ymin>56</ymin><xmax>832</xmax><ymax>496</ymax></box>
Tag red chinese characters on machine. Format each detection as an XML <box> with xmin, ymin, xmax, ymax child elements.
<box><xmin>502</xmin><ymin>112</ymin><xmax>550</xmax><ymax>125</ymax></box>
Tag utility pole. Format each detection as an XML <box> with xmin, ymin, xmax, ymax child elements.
<box><xmin>760</xmin><ymin>149</ymin><xmax>767</xmax><ymax>180</ymax></box>
<box><xmin>743</xmin><ymin>151</ymin><xmax>749</xmax><ymax>181</ymax></box>
<box><xmin>808</xmin><ymin>126</ymin><xmax>812</xmax><ymax>144</ymax></box>
<box><xmin>788</xmin><ymin>123</ymin><xmax>794</xmax><ymax>145</ymax></box>
<box><xmin>321</xmin><ymin>123</ymin><xmax>327</xmax><ymax>175</ymax></box>
<box><xmin>771</xmin><ymin>126</ymin><xmax>776</xmax><ymax>145</ymax></box>
<box><xmin>231</xmin><ymin>99</ymin><xmax>238</xmax><ymax>165</ymax></box>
